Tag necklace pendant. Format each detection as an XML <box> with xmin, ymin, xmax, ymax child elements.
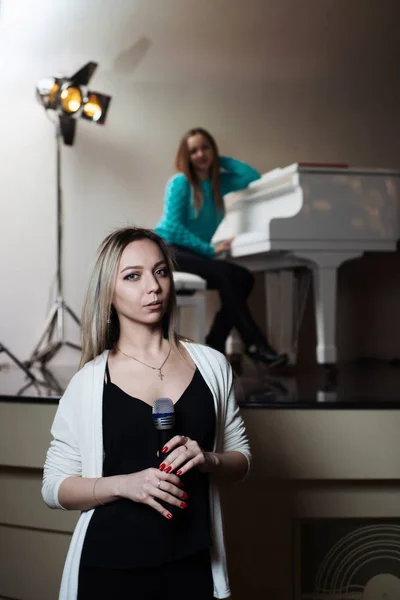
<box><xmin>158</xmin><ymin>369</ymin><xmax>164</xmax><ymax>381</ymax></box>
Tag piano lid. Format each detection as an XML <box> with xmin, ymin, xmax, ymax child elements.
<box><xmin>248</xmin><ymin>163</ymin><xmax>400</xmax><ymax>192</ymax></box>
<box><xmin>214</xmin><ymin>163</ymin><xmax>400</xmax><ymax>256</ymax></box>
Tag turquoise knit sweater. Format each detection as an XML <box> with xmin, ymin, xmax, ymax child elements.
<box><xmin>155</xmin><ymin>156</ymin><xmax>260</xmax><ymax>257</ymax></box>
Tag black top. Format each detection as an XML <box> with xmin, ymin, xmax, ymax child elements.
<box><xmin>80</xmin><ymin>364</ymin><xmax>216</xmax><ymax>569</ymax></box>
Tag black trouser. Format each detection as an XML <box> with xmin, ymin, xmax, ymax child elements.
<box><xmin>78</xmin><ymin>550</ymin><xmax>214</xmax><ymax>600</ymax></box>
<box><xmin>171</xmin><ymin>245</ymin><xmax>268</xmax><ymax>354</ymax></box>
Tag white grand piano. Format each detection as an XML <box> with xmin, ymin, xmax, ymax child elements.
<box><xmin>212</xmin><ymin>163</ymin><xmax>400</xmax><ymax>366</ymax></box>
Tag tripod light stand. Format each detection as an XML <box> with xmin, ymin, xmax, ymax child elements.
<box><xmin>0</xmin><ymin>341</ymin><xmax>36</xmax><ymax>381</ymax></box>
<box><xmin>27</xmin><ymin>62</ymin><xmax>111</xmax><ymax>367</ymax></box>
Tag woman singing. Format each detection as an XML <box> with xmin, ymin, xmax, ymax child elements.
<box><xmin>42</xmin><ymin>227</ymin><xmax>251</xmax><ymax>600</ymax></box>
<box><xmin>155</xmin><ymin>127</ymin><xmax>287</xmax><ymax>367</ymax></box>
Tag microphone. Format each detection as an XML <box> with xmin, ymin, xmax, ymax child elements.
<box><xmin>152</xmin><ymin>397</ymin><xmax>175</xmax><ymax>459</ymax></box>
<box><xmin>152</xmin><ymin>397</ymin><xmax>179</xmax><ymax>516</ymax></box>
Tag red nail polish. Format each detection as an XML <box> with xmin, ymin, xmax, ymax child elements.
<box><xmin>159</xmin><ymin>464</ymin><xmax>166</xmax><ymax>471</ymax></box>
<box><xmin>182</xmin><ymin>492</ymin><xmax>188</xmax><ymax>500</ymax></box>
<box><xmin>165</xmin><ymin>466</ymin><xmax>172</xmax><ymax>473</ymax></box>
<box><xmin>166</xmin><ymin>513</ymin><xmax>173</xmax><ymax>519</ymax></box>
<box><xmin>162</xmin><ymin>446</ymin><xmax>168</xmax><ymax>453</ymax></box>
<box><xmin>176</xmin><ymin>470</ymin><xmax>182</xmax><ymax>476</ymax></box>
<box><xmin>180</xmin><ymin>502</ymin><xmax>187</xmax><ymax>509</ymax></box>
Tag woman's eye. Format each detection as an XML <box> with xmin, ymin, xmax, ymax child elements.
<box><xmin>156</xmin><ymin>268</ymin><xmax>168</xmax><ymax>277</ymax></box>
<box><xmin>124</xmin><ymin>273</ymin><xmax>139</xmax><ymax>281</ymax></box>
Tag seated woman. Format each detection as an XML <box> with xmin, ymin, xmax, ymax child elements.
<box><xmin>155</xmin><ymin>127</ymin><xmax>287</xmax><ymax>367</ymax></box>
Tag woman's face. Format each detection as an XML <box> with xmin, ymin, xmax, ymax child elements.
<box><xmin>112</xmin><ymin>239</ymin><xmax>171</xmax><ymax>328</ymax></box>
<box><xmin>187</xmin><ymin>133</ymin><xmax>214</xmax><ymax>174</ymax></box>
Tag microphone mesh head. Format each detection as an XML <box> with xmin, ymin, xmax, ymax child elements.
<box><xmin>152</xmin><ymin>397</ymin><xmax>175</xmax><ymax>431</ymax></box>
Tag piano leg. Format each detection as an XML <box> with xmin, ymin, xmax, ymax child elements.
<box><xmin>299</xmin><ymin>252</ymin><xmax>362</xmax><ymax>366</ymax></box>
<box><xmin>312</xmin><ymin>263</ymin><xmax>338</xmax><ymax>365</ymax></box>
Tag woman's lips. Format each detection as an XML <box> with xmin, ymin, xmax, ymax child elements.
<box><xmin>145</xmin><ymin>302</ymin><xmax>163</xmax><ymax>310</ymax></box>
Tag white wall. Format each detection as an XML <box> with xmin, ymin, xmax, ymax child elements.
<box><xmin>1</xmin><ymin>0</ymin><xmax>399</xmax><ymax>366</ymax></box>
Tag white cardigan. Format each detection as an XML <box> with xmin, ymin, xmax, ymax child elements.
<box><xmin>42</xmin><ymin>342</ymin><xmax>251</xmax><ymax>600</ymax></box>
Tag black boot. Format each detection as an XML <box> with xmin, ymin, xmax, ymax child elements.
<box><xmin>226</xmin><ymin>305</ymin><xmax>288</xmax><ymax>368</ymax></box>
<box><xmin>207</xmin><ymin>303</ymin><xmax>288</xmax><ymax>368</ymax></box>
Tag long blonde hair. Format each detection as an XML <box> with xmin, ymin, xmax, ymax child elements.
<box><xmin>80</xmin><ymin>227</ymin><xmax>180</xmax><ymax>368</ymax></box>
<box><xmin>175</xmin><ymin>127</ymin><xmax>223</xmax><ymax>214</ymax></box>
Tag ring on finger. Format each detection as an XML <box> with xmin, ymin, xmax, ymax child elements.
<box><xmin>157</xmin><ymin>480</ymin><xmax>162</xmax><ymax>489</ymax></box>
<box><xmin>183</xmin><ymin>444</ymin><xmax>188</xmax><ymax>451</ymax></box>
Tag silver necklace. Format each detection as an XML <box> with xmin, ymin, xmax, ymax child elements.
<box><xmin>116</xmin><ymin>345</ymin><xmax>172</xmax><ymax>380</ymax></box>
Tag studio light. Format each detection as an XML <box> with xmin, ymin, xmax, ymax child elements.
<box><xmin>36</xmin><ymin>61</ymin><xmax>111</xmax><ymax>145</ymax></box>
<box><xmin>28</xmin><ymin>62</ymin><xmax>111</xmax><ymax>368</ymax></box>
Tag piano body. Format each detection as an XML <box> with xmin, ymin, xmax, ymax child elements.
<box><xmin>212</xmin><ymin>163</ymin><xmax>400</xmax><ymax>366</ymax></box>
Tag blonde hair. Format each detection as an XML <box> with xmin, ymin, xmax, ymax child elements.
<box><xmin>80</xmin><ymin>227</ymin><xmax>180</xmax><ymax>368</ymax></box>
<box><xmin>175</xmin><ymin>127</ymin><xmax>223</xmax><ymax>214</ymax></box>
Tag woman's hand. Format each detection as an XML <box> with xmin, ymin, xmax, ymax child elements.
<box><xmin>159</xmin><ymin>435</ymin><xmax>218</xmax><ymax>477</ymax></box>
<box><xmin>214</xmin><ymin>237</ymin><xmax>234</xmax><ymax>255</ymax></box>
<box><xmin>118</xmin><ymin>468</ymin><xmax>188</xmax><ymax>519</ymax></box>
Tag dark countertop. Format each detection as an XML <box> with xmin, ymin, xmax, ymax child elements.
<box><xmin>1</xmin><ymin>360</ymin><xmax>400</xmax><ymax>409</ymax></box>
